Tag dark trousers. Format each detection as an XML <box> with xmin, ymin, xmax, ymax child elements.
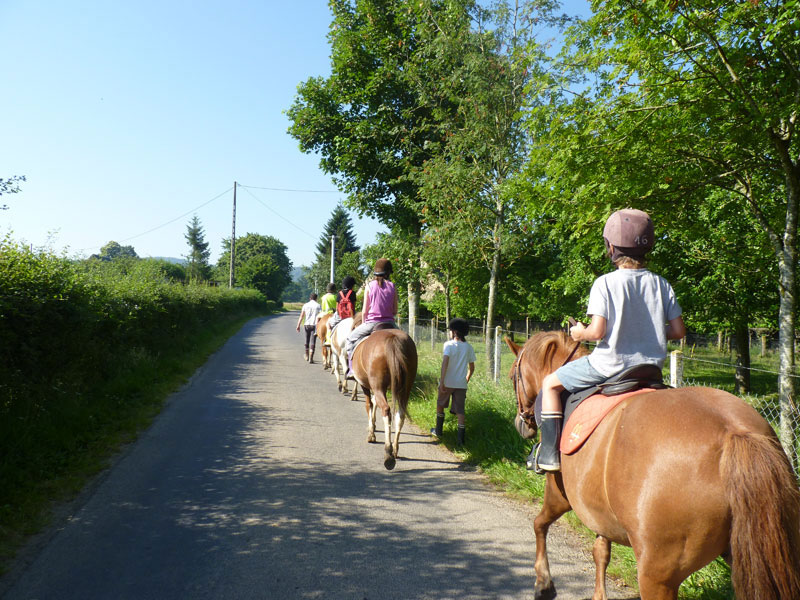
<box><xmin>304</xmin><ymin>325</ymin><xmax>317</xmax><ymax>350</ymax></box>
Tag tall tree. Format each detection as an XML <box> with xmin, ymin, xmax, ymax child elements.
<box><xmin>184</xmin><ymin>215</ymin><xmax>211</xmax><ymax>281</ymax></box>
<box><xmin>287</xmin><ymin>0</ymin><xmax>454</xmax><ymax>333</ymax></box>
<box><xmin>312</xmin><ymin>205</ymin><xmax>360</xmax><ymax>284</ymax></box>
<box><xmin>411</xmin><ymin>0</ymin><xmax>560</xmax><ymax>370</ymax></box>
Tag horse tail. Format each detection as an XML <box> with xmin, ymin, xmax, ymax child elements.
<box><xmin>386</xmin><ymin>333</ymin><xmax>417</xmax><ymax>410</ymax></box>
<box><xmin>721</xmin><ymin>431</ymin><xmax>800</xmax><ymax>599</ymax></box>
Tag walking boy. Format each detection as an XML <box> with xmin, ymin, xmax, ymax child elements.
<box><xmin>431</xmin><ymin>318</ymin><xmax>476</xmax><ymax>447</ymax></box>
<box><xmin>534</xmin><ymin>209</ymin><xmax>686</xmax><ymax>472</ymax></box>
<box><xmin>296</xmin><ymin>293</ymin><xmax>322</xmax><ymax>363</ymax></box>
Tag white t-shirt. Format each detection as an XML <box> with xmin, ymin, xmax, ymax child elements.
<box><xmin>442</xmin><ymin>339</ymin><xmax>476</xmax><ymax>389</ymax></box>
<box><xmin>586</xmin><ymin>268</ymin><xmax>682</xmax><ymax>377</ymax></box>
<box><xmin>301</xmin><ymin>300</ymin><xmax>321</xmax><ymax>326</ymax></box>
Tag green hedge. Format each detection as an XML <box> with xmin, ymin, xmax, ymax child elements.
<box><xmin>0</xmin><ymin>240</ymin><xmax>271</xmax><ymax>496</ymax></box>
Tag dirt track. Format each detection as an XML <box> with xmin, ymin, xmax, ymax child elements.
<box><xmin>1</xmin><ymin>312</ymin><xmax>636</xmax><ymax>599</ymax></box>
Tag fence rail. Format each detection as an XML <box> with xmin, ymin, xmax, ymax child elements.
<box><xmin>397</xmin><ymin>317</ymin><xmax>800</xmax><ymax>470</ymax></box>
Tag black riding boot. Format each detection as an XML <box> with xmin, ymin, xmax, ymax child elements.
<box><xmin>456</xmin><ymin>425</ymin><xmax>465</xmax><ymax>447</ymax></box>
<box><xmin>309</xmin><ymin>348</ymin><xmax>315</xmax><ymax>364</ymax></box>
<box><xmin>535</xmin><ymin>414</ymin><xmax>563</xmax><ymax>472</ymax></box>
<box><xmin>430</xmin><ymin>413</ymin><xmax>444</xmax><ymax>438</ymax></box>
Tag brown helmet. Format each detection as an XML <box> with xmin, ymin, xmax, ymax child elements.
<box><xmin>603</xmin><ymin>209</ymin><xmax>654</xmax><ymax>257</ymax></box>
<box><xmin>374</xmin><ymin>258</ymin><xmax>393</xmax><ymax>276</ymax></box>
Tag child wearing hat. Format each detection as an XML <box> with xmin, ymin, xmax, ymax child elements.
<box><xmin>532</xmin><ymin>209</ymin><xmax>686</xmax><ymax>473</ymax></box>
<box><xmin>431</xmin><ymin>318</ymin><xmax>476</xmax><ymax>447</ymax></box>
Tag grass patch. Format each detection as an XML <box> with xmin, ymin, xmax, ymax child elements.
<box><xmin>406</xmin><ymin>341</ymin><xmax>735</xmax><ymax>599</ymax></box>
<box><xmin>0</xmin><ymin>309</ymin><xmax>270</xmax><ymax>574</ymax></box>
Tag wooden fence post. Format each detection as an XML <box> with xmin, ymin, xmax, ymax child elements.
<box><xmin>494</xmin><ymin>326</ymin><xmax>502</xmax><ymax>383</ymax></box>
<box><xmin>670</xmin><ymin>350</ymin><xmax>683</xmax><ymax>388</ymax></box>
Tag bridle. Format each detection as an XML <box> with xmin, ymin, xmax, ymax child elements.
<box><xmin>513</xmin><ymin>339</ymin><xmax>581</xmax><ymax>430</ymax></box>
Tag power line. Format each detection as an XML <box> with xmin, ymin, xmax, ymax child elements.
<box><xmin>240</xmin><ymin>186</ymin><xmax>317</xmax><ymax>240</ymax></box>
<box><xmin>77</xmin><ymin>186</ymin><xmax>233</xmax><ymax>253</ymax></box>
<box><xmin>238</xmin><ymin>184</ymin><xmax>339</xmax><ymax>194</ymax></box>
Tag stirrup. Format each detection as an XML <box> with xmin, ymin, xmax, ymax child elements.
<box><xmin>527</xmin><ymin>443</ymin><xmax>545</xmax><ymax>474</ymax></box>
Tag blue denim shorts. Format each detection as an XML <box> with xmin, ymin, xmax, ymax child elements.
<box><xmin>555</xmin><ymin>356</ymin><xmax>606</xmax><ymax>393</ymax></box>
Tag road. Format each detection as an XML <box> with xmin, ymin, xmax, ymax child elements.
<box><xmin>1</xmin><ymin>312</ymin><xmax>635</xmax><ymax>600</ymax></box>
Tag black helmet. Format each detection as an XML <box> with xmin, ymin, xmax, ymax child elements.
<box><xmin>342</xmin><ymin>276</ymin><xmax>356</xmax><ymax>289</ymax></box>
<box><xmin>374</xmin><ymin>258</ymin><xmax>393</xmax><ymax>276</ymax></box>
<box><xmin>449</xmin><ymin>318</ymin><xmax>469</xmax><ymax>339</ymax></box>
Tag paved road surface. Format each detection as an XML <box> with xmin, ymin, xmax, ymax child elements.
<box><xmin>2</xmin><ymin>313</ymin><xmax>636</xmax><ymax>600</ymax></box>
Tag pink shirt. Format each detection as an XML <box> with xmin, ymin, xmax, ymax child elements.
<box><xmin>365</xmin><ymin>279</ymin><xmax>396</xmax><ymax>323</ymax></box>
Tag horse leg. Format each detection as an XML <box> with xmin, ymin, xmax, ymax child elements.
<box><xmin>391</xmin><ymin>405</ymin><xmax>405</xmax><ymax>461</ymax></box>
<box><xmin>374</xmin><ymin>392</ymin><xmax>395</xmax><ymax>470</ymax></box>
<box><xmin>636</xmin><ymin>574</ymin><xmax>679</xmax><ymax>600</ymax></box>
<box><xmin>533</xmin><ymin>474</ymin><xmax>572</xmax><ymax>600</ymax></box>
<box><xmin>364</xmin><ymin>389</ymin><xmax>376</xmax><ymax>443</ymax></box>
<box><xmin>591</xmin><ymin>535</ymin><xmax>611</xmax><ymax>600</ymax></box>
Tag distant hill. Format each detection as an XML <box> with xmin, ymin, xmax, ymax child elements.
<box><xmin>152</xmin><ymin>257</ymin><xmax>187</xmax><ymax>265</ymax></box>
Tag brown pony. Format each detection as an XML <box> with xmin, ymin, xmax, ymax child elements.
<box><xmin>507</xmin><ymin>331</ymin><xmax>800</xmax><ymax>600</ymax></box>
<box><xmin>315</xmin><ymin>313</ymin><xmax>333</xmax><ymax>369</ymax></box>
<box><xmin>351</xmin><ymin>328</ymin><xmax>418</xmax><ymax>470</ymax></box>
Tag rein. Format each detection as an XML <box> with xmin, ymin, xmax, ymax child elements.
<box><xmin>514</xmin><ymin>339</ymin><xmax>581</xmax><ymax>429</ymax></box>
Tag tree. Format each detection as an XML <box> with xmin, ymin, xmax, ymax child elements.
<box><xmin>0</xmin><ymin>176</ymin><xmax>25</xmax><ymax>211</ymax></box>
<box><xmin>410</xmin><ymin>0</ymin><xmax>560</xmax><ymax>370</ymax></box>
<box><xmin>184</xmin><ymin>215</ymin><xmax>211</xmax><ymax>281</ymax></box>
<box><xmin>215</xmin><ymin>233</ymin><xmax>292</xmax><ymax>301</ymax></box>
<box><xmin>524</xmin><ymin>0</ymin><xmax>800</xmax><ymax>461</ymax></box>
<box><xmin>306</xmin><ymin>205</ymin><xmax>360</xmax><ymax>288</ymax></box>
<box><xmin>287</xmin><ymin>0</ymin><xmax>452</xmax><ymax>333</ymax></box>
<box><xmin>90</xmin><ymin>241</ymin><xmax>139</xmax><ymax>262</ymax></box>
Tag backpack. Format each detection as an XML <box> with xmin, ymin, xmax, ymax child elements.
<box><xmin>337</xmin><ymin>289</ymin><xmax>354</xmax><ymax>319</ymax></box>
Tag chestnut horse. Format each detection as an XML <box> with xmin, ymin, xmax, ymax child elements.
<box><xmin>315</xmin><ymin>313</ymin><xmax>333</xmax><ymax>369</ymax></box>
<box><xmin>507</xmin><ymin>331</ymin><xmax>800</xmax><ymax>600</ymax></box>
<box><xmin>351</xmin><ymin>328</ymin><xmax>418</xmax><ymax>470</ymax></box>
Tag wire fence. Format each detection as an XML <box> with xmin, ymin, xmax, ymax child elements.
<box><xmin>396</xmin><ymin>316</ymin><xmax>800</xmax><ymax>471</ymax></box>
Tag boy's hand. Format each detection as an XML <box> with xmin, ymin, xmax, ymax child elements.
<box><xmin>569</xmin><ymin>321</ymin><xmax>586</xmax><ymax>341</ymax></box>
<box><xmin>296</xmin><ymin>324</ymin><xmax>300</xmax><ymax>332</ymax></box>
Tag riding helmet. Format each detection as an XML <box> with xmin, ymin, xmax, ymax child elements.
<box><xmin>603</xmin><ymin>209</ymin><xmax>654</xmax><ymax>257</ymax></box>
<box><xmin>374</xmin><ymin>258</ymin><xmax>393</xmax><ymax>276</ymax></box>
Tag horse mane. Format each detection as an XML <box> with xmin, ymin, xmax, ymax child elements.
<box><xmin>521</xmin><ymin>330</ymin><xmax>588</xmax><ymax>394</ymax></box>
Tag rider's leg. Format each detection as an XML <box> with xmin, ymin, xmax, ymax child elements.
<box><xmin>537</xmin><ymin>372</ymin><xmax>564</xmax><ymax>471</ymax></box>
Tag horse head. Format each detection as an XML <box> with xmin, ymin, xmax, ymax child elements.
<box><xmin>505</xmin><ymin>331</ymin><xmax>586</xmax><ymax>440</ymax></box>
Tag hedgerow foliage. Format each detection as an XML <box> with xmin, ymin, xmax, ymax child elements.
<box><xmin>0</xmin><ymin>238</ymin><xmax>269</xmax><ymax>493</ymax></box>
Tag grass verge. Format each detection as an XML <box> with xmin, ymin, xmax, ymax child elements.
<box><xmin>0</xmin><ymin>309</ymin><xmax>271</xmax><ymax>575</ymax></box>
<box><xmin>406</xmin><ymin>343</ymin><xmax>735</xmax><ymax>600</ymax></box>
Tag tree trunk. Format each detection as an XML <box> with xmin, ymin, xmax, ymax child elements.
<box><xmin>485</xmin><ymin>200</ymin><xmax>503</xmax><ymax>377</ymax></box>
<box><xmin>734</xmin><ymin>322</ymin><xmax>751</xmax><ymax>395</ymax></box>
<box><xmin>445</xmin><ymin>276</ymin><xmax>451</xmax><ymax>326</ymax></box>
<box><xmin>777</xmin><ymin>187</ymin><xmax>799</xmax><ymax>470</ymax></box>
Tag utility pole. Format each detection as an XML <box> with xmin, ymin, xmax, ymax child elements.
<box><xmin>228</xmin><ymin>181</ymin><xmax>237</xmax><ymax>288</ymax></box>
<box><xmin>330</xmin><ymin>234</ymin><xmax>335</xmax><ymax>284</ymax></box>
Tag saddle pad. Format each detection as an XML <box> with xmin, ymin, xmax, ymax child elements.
<box><xmin>561</xmin><ymin>388</ymin><xmax>657</xmax><ymax>455</ymax></box>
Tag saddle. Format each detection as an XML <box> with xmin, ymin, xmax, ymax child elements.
<box><xmin>534</xmin><ymin>363</ymin><xmax>669</xmax><ymax>428</ymax></box>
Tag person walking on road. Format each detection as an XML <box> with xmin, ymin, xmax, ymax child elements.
<box><xmin>296</xmin><ymin>293</ymin><xmax>322</xmax><ymax>363</ymax></box>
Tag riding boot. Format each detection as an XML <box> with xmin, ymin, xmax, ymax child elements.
<box><xmin>456</xmin><ymin>425</ymin><xmax>465</xmax><ymax>447</ymax></box>
<box><xmin>535</xmin><ymin>414</ymin><xmax>563</xmax><ymax>472</ymax></box>
<box><xmin>304</xmin><ymin>349</ymin><xmax>308</xmax><ymax>361</ymax></box>
<box><xmin>430</xmin><ymin>413</ymin><xmax>444</xmax><ymax>438</ymax></box>
<box><xmin>309</xmin><ymin>349</ymin><xmax>315</xmax><ymax>364</ymax></box>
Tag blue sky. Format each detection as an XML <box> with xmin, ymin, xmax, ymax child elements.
<box><xmin>1</xmin><ymin>1</ymin><xmax>589</xmax><ymax>269</ymax></box>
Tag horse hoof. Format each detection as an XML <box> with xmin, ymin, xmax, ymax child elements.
<box><xmin>367</xmin><ymin>434</ymin><xmax>376</xmax><ymax>443</ymax></box>
<box><xmin>384</xmin><ymin>456</ymin><xmax>396</xmax><ymax>470</ymax></box>
<box><xmin>534</xmin><ymin>582</ymin><xmax>556</xmax><ymax>600</ymax></box>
